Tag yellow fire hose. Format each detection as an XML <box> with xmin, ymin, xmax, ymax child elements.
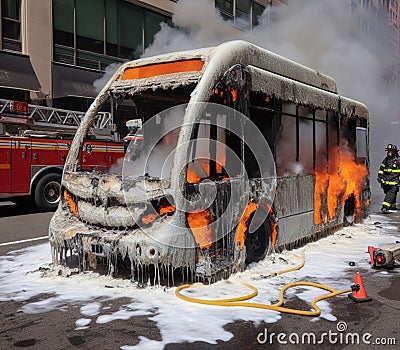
<box><xmin>175</xmin><ymin>252</ymin><xmax>352</xmax><ymax>317</ymax></box>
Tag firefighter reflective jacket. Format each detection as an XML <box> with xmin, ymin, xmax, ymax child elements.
<box><xmin>378</xmin><ymin>156</ymin><xmax>400</xmax><ymax>185</ymax></box>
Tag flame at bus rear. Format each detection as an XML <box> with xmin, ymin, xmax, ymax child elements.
<box><xmin>314</xmin><ymin>168</ymin><xmax>329</xmax><ymax>225</ymax></box>
<box><xmin>339</xmin><ymin>148</ymin><xmax>368</xmax><ymax>214</ymax></box>
<box><xmin>326</xmin><ymin>148</ymin><xmax>345</xmax><ymax>220</ymax></box>
<box><xmin>314</xmin><ymin>146</ymin><xmax>368</xmax><ymax>224</ymax></box>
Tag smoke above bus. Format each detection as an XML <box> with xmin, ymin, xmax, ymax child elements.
<box><xmin>134</xmin><ymin>0</ymin><xmax>393</xmax><ymax>192</ymax></box>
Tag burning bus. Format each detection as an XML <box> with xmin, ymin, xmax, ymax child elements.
<box><xmin>49</xmin><ymin>40</ymin><xmax>370</xmax><ymax>284</ymax></box>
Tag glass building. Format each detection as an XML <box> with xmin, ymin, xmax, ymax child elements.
<box><xmin>0</xmin><ymin>0</ymin><xmax>175</xmax><ymax>109</ymax></box>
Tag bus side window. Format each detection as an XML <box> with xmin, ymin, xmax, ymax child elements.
<box><xmin>315</xmin><ymin>109</ymin><xmax>326</xmax><ymax>121</ymax></box>
<box><xmin>274</xmin><ymin>102</ymin><xmax>296</xmax><ymax>176</ymax></box>
<box><xmin>315</xmin><ymin>112</ymin><xmax>328</xmax><ymax>172</ymax></box>
<box><xmin>341</xmin><ymin>116</ymin><xmax>356</xmax><ymax>148</ymax></box>
<box><xmin>356</xmin><ymin>127</ymin><xmax>368</xmax><ymax>159</ymax></box>
<box><xmin>298</xmin><ymin>105</ymin><xmax>313</xmax><ymax>175</ymax></box>
<box><xmin>328</xmin><ymin>111</ymin><xmax>339</xmax><ymax>148</ymax></box>
<box><xmin>247</xmin><ymin>92</ymin><xmax>276</xmax><ymax>178</ymax></box>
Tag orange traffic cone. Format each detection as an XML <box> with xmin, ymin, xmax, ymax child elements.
<box><xmin>348</xmin><ymin>272</ymin><xmax>372</xmax><ymax>303</ymax></box>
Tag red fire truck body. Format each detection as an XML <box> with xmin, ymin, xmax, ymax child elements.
<box><xmin>0</xmin><ymin>99</ymin><xmax>124</xmax><ymax>211</ymax></box>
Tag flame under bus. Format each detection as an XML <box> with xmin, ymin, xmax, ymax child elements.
<box><xmin>50</xmin><ymin>40</ymin><xmax>370</xmax><ymax>285</ymax></box>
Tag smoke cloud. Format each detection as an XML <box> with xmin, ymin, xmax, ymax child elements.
<box><xmin>141</xmin><ymin>0</ymin><xmax>398</xmax><ymax>192</ymax></box>
<box><xmin>93</xmin><ymin>62</ymin><xmax>123</xmax><ymax>93</ymax></box>
<box><xmin>123</xmin><ymin>105</ymin><xmax>185</xmax><ymax>178</ymax></box>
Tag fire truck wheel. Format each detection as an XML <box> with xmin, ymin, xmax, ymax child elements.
<box><xmin>245</xmin><ymin>214</ymin><xmax>271</xmax><ymax>264</ymax></box>
<box><xmin>34</xmin><ymin>173</ymin><xmax>62</xmax><ymax>211</ymax></box>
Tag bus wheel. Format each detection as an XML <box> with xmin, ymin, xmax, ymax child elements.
<box><xmin>34</xmin><ymin>173</ymin><xmax>62</xmax><ymax>211</ymax></box>
<box><xmin>245</xmin><ymin>214</ymin><xmax>271</xmax><ymax>264</ymax></box>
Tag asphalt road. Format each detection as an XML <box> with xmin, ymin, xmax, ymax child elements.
<box><xmin>0</xmin><ymin>199</ymin><xmax>399</xmax><ymax>350</ymax></box>
<box><xmin>0</xmin><ymin>201</ymin><xmax>53</xmax><ymax>255</ymax></box>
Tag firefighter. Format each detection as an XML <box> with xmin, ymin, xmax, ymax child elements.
<box><xmin>378</xmin><ymin>144</ymin><xmax>400</xmax><ymax>212</ymax></box>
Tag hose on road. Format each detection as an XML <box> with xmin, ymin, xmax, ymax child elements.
<box><xmin>175</xmin><ymin>251</ymin><xmax>352</xmax><ymax>317</ymax></box>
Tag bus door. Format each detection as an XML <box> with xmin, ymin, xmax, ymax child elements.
<box><xmin>186</xmin><ymin>111</ymin><xmax>245</xmax><ymax>249</ymax></box>
<box><xmin>11</xmin><ymin>137</ymin><xmax>31</xmax><ymax>193</ymax></box>
<box><xmin>0</xmin><ymin>138</ymin><xmax>12</xmax><ymax>193</ymax></box>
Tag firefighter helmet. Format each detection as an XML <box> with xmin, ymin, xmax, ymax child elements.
<box><xmin>385</xmin><ymin>144</ymin><xmax>398</xmax><ymax>152</ymax></box>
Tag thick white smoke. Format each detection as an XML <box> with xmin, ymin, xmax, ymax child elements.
<box><xmin>143</xmin><ymin>0</ymin><xmax>396</xmax><ymax>191</ymax></box>
<box><xmin>145</xmin><ymin>0</ymin><xmax>388</xmax><ymax>102</ymax></box>
<box><xmin>123</xmin><ymin>105</ymin><xmax>185</xmax><ymax>178</ymax></box>
<box><xmin>93</xmin><ymin>62</ymin><xmax>123</xmax><ymax>93</ymax></box>
<box><xmin>142</xmin><ymin>0</ymin><xmax>238</xmax><ymax>57</ymax></box>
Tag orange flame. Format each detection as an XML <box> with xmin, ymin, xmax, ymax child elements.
<box><xmin>64</xmin><ymin>190</ymin><xmax>79</xmax><ymax>216</ymax></box>
<box><xmin>187</xmin><ymin>168</ymin><xmax>201</xmax><ymax>183</ymax></box>
<box><xmin>141</xmin><ymin>213</ymin><xmax>157</xmax><ymax>225</ymax></box>
<box><xmin>211</xmin><ymin>88</ymin><xmax>219</xmax><ymax>96</ymax></box>
<box><xmin>314</xmin><ymin>146</ymin><xmax>368</xmax><ymax>224</ymax></box>
<box><xmin>159</xmin><ymin>203</ymin><xmax>175</xmax><ymax>216</ymax></box>
<box><xmin>236</xmin><ymin>202</ymin><xmax>258</xmax><ymax>250</ymax></box>
<box><xmin>325</xmin><ymin>147</ymin><xmax>346</xmax><ymax>220</ymax></box>
<box><xmin>271</xmin><ymin>221</ymin><xmax>278</xmax><ymax>247</ymax></box>
<box><xmin>339</xmin><ymin>149</ymin><xmax>368</xmax><ymax>213</ymax></box>
<box><xmin>314</xmin><ymin>168</ymin><xmax>329</xmax><ymax>224</ymax></box>
<box><xmin>264</xmin><ymin>204</ymin><xmax>278</xmax><ymax>247</ymax></box>
<box><xmin>187</xmin><ymin>209</ymin><xmax>213</xmax><ymax>249</ymax></box>
<box><xmin>231</xmin><ymin>88</ymin><xmax>237</xmax><ymax>102</ymax></box>
<box><xmin>141</xmin><ymin>201</ymin><xmax>175</xmax><ymax>225</ymax></box>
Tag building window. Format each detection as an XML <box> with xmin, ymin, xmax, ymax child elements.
<box><xmin>1</xmin><ymin>0</ymin><xmax>22</xmax><ymax>52</ymax></box>
<box><xmin>252</xmin><ymin>2</ymin><xmax>264</xmax><ymax>27</ymax></box>
<box><xmin>216</xmin><ymin>0</ymin><xmax>234</xmax><ymax>20</ymax></box>
<box><xmin>52</xmin><ymin>0</ymin><xmax>172</xmax><ymax>71</ymax></box>
<box><xmin>236</xmin><ymin>0</ymin><xmax>251</xmax><ymax>30</ymax></box>
<box><xmin>117</xmin><ymin>0</ymin><xmax>143</xmax><ymax>58</ymax></box>
<box><xmin>76</xmin><ymin>0</ymin><xmax>104</xmax><ymax>54</ymax></box>
<box><xmin>215</xmin><ymin>0</ymin><xmax>265</xmax><ymax>29</ymax></box>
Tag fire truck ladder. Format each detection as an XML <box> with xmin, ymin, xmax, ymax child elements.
<box><xmin>0</xmin><ymin>98</ymin><xmax>114</xmax><ymax>131</ymax></box>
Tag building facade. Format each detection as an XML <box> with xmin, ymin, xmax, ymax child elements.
<box><xmin>0</xmin><ymin>0</ymin><xmax>177</xmax><ymax>110</ymax></box>
<box><xmin>1</xmin><ymin>0</ymin><xmax>397</xmax><ymax>111</ymax></box>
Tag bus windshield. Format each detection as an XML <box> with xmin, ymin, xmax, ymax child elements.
<box><xmin>123</xmin><ymin>103</ymin><xmax>184</xmax><ymax>179</ymax></box>
<box><xmin>110</xmin><ymin>84</ymin><xmax>196</xmax><ymax>176</ymax></box>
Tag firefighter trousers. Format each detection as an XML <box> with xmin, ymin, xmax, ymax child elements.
<box><xmin>382</xmin><ymin>184</ymin><xmax>399</xmax><ymax>209</ymax></box>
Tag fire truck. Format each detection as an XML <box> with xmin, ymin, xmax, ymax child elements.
<box><xmin>0</xmin><ymin>98</ymin><xmax>124</xmax><ymax>211</ymax></box>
